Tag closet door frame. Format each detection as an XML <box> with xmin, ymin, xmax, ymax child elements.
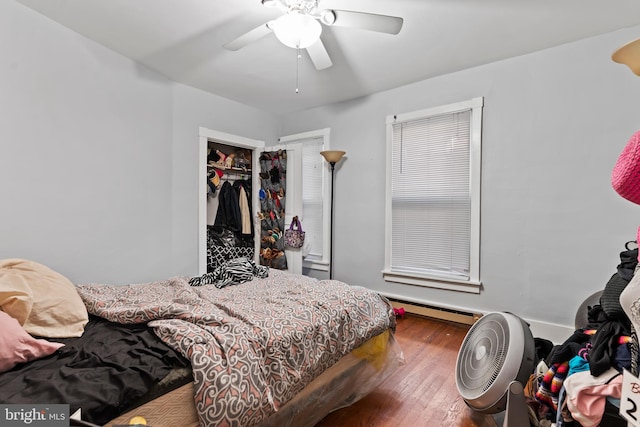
<box><xmin>198</xmin><ymin>127</ymin><xmax>265</xmax><ymax>276</ymax></box>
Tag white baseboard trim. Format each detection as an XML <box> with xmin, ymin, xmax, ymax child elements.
<box><xmin>387</xmin><ymin>299</ymin><xmax>480</xmax><ymax>325</ymax></box>
<box><xmin>382</xmin><ymin>292</ymin><xmax>574</xmax><ymax>345</ymax></box>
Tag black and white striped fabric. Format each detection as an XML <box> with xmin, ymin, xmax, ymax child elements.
<box><xmin>189</xmin><ymin>257</ymin><xmax>269</xmax><ymax>288</ymax></box>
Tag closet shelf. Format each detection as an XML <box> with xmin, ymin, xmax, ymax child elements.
<box><xmin>208</xmin><ymin>162</ymin><xmax>251</xmax><ymax>173</ymax></box>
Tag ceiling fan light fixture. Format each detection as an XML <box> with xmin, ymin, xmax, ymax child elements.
<box><xmin>273</xmin><ymin>12</ymin><xmax>322</xmax><ymax>49</ymax></box>
<box><xmin>320</xmin><ymin>10</ymin><xmax>336</xmax><ymax>26</ymax></box>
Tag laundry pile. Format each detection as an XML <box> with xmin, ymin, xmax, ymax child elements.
<box><xmin>528</xmin><ymin>242</ymin><xmax>638</xmax><ymax>427</ymax></box>
<box><xmin>189</xmin><ymin>257</ymin><xmax>269</xmax><ymax>288</ymax></box>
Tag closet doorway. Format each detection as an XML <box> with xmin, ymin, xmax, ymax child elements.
<box><xmin>197</xmin><ymin>127</ymin><xmax>303</xmax><ymax>276</ymax></box>
<box><xmin>198</xmin><ymin>127</ymin><xmax>264</xmax><ymax>276</ymax></box>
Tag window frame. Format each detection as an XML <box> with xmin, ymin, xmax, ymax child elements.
<box><xmin>279</xmin><ymin>128</ymin><xmax>331</xmax><ymax>272</ymax></box>
<box><xmin>382</xmin><ymin>97</ymin><xmax>483</xmax><ymax>293</ymax></box>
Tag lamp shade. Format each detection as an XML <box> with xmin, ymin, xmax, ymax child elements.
<box><xmin>612</xmin><ymin>38</ymin><xmax>640</xmax><ymax>76</ymax></box>
<box><xmin>320</xmin><ymin>150</ymin><xmax>346</xmax><ymax>164</ymax></box>
<box><xmin>273</xmin><ymin>12</ymin><xmax>322</xmax><ymax>49</ymax></box>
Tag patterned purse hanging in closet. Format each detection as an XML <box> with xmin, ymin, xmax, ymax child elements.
<box><xmin>259</xmin><ymin>150</ymin><xmax>288</xmax><ymax>270</ymax></box>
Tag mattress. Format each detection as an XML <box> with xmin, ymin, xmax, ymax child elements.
<box><xmin>1</xmin><ymin>270</ymin><xmax>402</xmax><ymax>427</ymax></box>
<box><xmin>76</xmin><ymin>270</ymin><xmax>398</xmax><ymax>426</ymax></box>
<box><xmin>105</xmin><ymin>330</ymin><xmax>404</xmax><ymax>427</ymax></box>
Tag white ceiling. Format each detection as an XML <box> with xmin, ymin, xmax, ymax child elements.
<box><xmin>16</xmin><ymin>0</ymin><xmax>640</xmax><ymax>115</ymax></box>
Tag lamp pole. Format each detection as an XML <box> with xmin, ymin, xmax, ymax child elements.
<box><xmin>320</xmin><ymin>150</ymin><xmax>345</xmax><ymax>280</ymax></box>
<box><xmin>328</xmin><ymin>161</ymin><xmax>336</xmax><ymax>280</ymax></box>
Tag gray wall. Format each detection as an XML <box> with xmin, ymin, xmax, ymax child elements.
<box><xmin>280</xmin><ymin>27</ymin><xmax>640</xmax><ymax>340</ymax></box>
<box><xmin>0</xmin><ymin>1</ymin><xmax>279</xmax><ymax>284</ymax></box>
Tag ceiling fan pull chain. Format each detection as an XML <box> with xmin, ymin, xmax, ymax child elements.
<box><xmin>295</xmin><ymin>47</ymin><xmax>301</xmax><ymax>94</ymax></box>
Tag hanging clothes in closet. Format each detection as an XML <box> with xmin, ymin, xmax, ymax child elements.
<box><xmin>214</xmin><ymin>180</ymin><xmax>242</xmax><ymax>232</ymax></box>
<box><xmin>214</xmin><ymin>178</ymin><xmax>253</xmax><ymax>236</ymax></box>
<box><xmin>259</xmin><ymin>150</ymin><xmax>288</xmax><ymax>270</ymax></box>
<box><xmin>233</xmin><ymin>179</ymin><xmax>253</xmax><ymax>237</ymax></box>
<box><xmin>207</xmin><ymin>146</ymin><xmax>255</xmax><ymax>273</ymax></box>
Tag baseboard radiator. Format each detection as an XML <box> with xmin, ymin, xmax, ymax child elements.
<box><xmin>388</xmin><ymin>298</ymin><xmax>481</xmax><ymax>326</ymax></box>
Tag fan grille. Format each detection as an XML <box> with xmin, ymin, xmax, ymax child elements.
<box><xmin>456</xmin><ymin>313</ymin><xmax>510</xmax><ymax>398</ymax></box>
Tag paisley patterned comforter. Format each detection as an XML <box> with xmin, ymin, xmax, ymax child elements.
<box><xmin>76</xmin><ymin>270</ymin><xmax>395</xmax><ymax>427</ymax></box>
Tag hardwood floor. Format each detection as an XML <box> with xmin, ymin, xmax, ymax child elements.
<box><xmin>316</xmin><ymin>314</ymin><xmax>498</xmax><ymax>427</ymax></box>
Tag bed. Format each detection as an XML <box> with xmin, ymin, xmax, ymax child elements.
<box><xmin>0</xmin><ymin>259</ymin><xmax>403</xmax><ymax>427</ymax></box>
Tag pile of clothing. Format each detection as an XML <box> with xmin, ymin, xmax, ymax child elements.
<box><xmin>189</xmin><ymin>257</ymin><xmax>269</xmax><ymax>288</ymax></box>
<box><xmin>527</xmin><ymin>242</ymin><xmax>638</xmax><ymax>427</ymax></box>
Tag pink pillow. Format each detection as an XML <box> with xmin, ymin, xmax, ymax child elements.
<box><xmin>0</xmin><ymin>310</ymin><xmax>64</xmax><ymax>373</ymax></box>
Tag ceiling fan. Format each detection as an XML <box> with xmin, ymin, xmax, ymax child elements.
<box><xmin>223</xmin><ymin>0</ymin><xmax>404</xmax><ymax>70</ymax></box>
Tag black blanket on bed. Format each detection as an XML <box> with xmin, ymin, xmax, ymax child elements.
<box><xmin>0</xmin><ymin>315</ymin><xmax>190</xmax><ymax>425</ymax></box>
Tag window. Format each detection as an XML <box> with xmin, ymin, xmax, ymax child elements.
<box><xmin>383</xmin><ymin>97</ymin><xmax>483</xmax><ymax>293</ymax></box>
<box><xmin>279</xmin><ymin>129</ymin><xmax>330</xmax><ymax>271</ymax></box>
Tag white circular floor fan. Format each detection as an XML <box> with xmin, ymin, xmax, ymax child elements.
<box><xmin>455</xmin><ymin>312</ymin><xmax>536</xmax><ymax>427</ymax></box>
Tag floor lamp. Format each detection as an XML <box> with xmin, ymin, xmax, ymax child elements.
<box><xmin>612</xmin><ymin>37</ymin><xmax>640</xmax><ymax>75</ymax></box>
<box><xmin>320</xmin><ymin>150</ymin><xmax>346</xmax><ymax>280</ymax></box>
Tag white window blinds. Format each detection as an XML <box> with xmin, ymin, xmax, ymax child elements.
<box><xmin>391</xmin><ymin>111</ymin><xmax>471</xmax><ymax>278</ymax></box>
<box><xmin>384</xmin><ymin>97</ymin><xmax>483</xmax><ymax>293</ymax></box>
<box><xmin>302</xmin><ymin>137</ymin><xmax>325</xmax><ymax>260</ymax></box>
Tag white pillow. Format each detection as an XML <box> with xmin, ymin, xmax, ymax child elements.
<box><xmin>0</xmin><ymin>259</ymin><xmax>88</xmax><ymax>337</ymax></box>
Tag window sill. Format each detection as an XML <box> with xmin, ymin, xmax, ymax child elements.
<box><xmin>382</xmin><ymin>269</ymin><xmax>481</xmax><ymax>294</ymax></box>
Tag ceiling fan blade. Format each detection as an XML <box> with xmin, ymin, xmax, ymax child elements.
<box><xmin>306</xmin><ymin>38</ymin><xmax>332</xmax><ymax>70</ymax></box>
<box><xmin>331</xmin><ymin>10</ymin><xmax>403</xmax><ymax>35</ymax></box>
<box><xmin>223</xmin><ymin>22</ymin><xmax>273</xmax><ymax>51</ymax></box>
